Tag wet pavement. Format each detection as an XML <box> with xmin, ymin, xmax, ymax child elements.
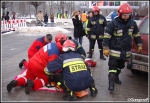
<box><xmin>1</xmin><ymin>29</ymin><xmax>149</xmax><ymax>102</ymax></box>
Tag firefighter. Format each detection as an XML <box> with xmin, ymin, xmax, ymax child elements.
<box><xmin>102</xmin><ymin>3</ymin><xmax>143</xmax><ymax>91</ymax></box>
<box><xmin>86</xmin><ymin>6</ymin><xmax>107</xmax><ymax>60</ymax></box>
<box><xmin>44</xmin><ymin>40</ymin><xmax>98</xmax><ymax>101</ymax></box>
<box><xmin>19</xmin><ymin>34</ymin><xmax>53</xmax><ymax>69</ymax></box>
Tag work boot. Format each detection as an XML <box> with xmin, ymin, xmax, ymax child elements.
<box><xmin>100</xmin><ymin>50</ymin><xmax>106</xmax><ymax>60</ymax></box>
<box><xmin>108</xmin><ymin>72</ymin><xmax>116</xmax><ymax>91</ymax></box>
<box><xmin>25</xmin><ymin>79</ymin><xmax>34</xmax><ymax>94</ymax></box>
<box><xmin>63</xmin><ymin>92</ymin><xmax>77</xmax><ymax>101</ymax></box>
<box><xmin>19</xmin><ymin>59</ymin><xmax>26</xmax><ymax>68</ymax></box>
<box><xmin>7</xmin><ymin>80</ymin><xmax>18</xmax><ymax>92</ymax></box>
<box><xmin>61</xmin><ymin>85</ymin><xmax>77</xmax><ymax>101</ymax></box>
<box><xmin>100</xmin><ymin>55</ymin><xmax>106</xmax><ymax>60</ymax></box>
<box><xmin>115</xmin><ymin>70</ymin><xmax>122</xmax><ymax>85</ymax></box>
<box><xmin>89</xmin><ymin>83</ymin><xmax>98</xmax><ymax>97</ymax></box>
<box><xmin>87</xmin><ymin>50</ymin><xmax>93</xmax><ymax>58</ymax></box>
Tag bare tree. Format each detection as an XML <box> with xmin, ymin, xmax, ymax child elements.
<box><xmin>65</xmin><ymin>2</ymin><xmax>71</xmax><ymax>15</ymax></box>
<box><xmin>18</xmin><ymin>2</ymin><xmax>26</xmax><ymax>17</ymax></box>
<box><xmin>60</xmin><ymin>1</ymin><xmax>65</xmax><ymax>13</ymax></box>
<box><xmin>48</xmin><ymin>1</ymin><xmax>54</xmax><ymax>14</ymax></box>
<box><xmin>9</xmin><ymin>2</ymin><xmax>14</xmax><ymax>13</ymax></box>
<box><xmin>30</xmin><ymin>2</ymin><xmax>42</xmax><ymax>17</ymax></box>
<box><xmin>41</xmin><ymin>2</ymin><xmax>47</xmax><ymax>14</ymax></box>
<box><xmin>28</xmin><ymin>2</ymin><xmax>31</xmax><ymax>18</ymax></box>
<box><xmin>1</xmin><ymin>2</ymin><xmax>10</xmax><ymax>13</ymax></box>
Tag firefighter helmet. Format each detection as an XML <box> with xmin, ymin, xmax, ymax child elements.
<box><xmin>92</xmin><ymin>6</ymin><xmax>100</xmax><ymax>12</ymax></box>
<box><xmin>55</xmin><ymin>33</ymin><xmax>67</xmax><ymax>43</ymax></box>
<box><xmin>62</xmin><ymin>40</ymin><xmax>76</xmax><ymax>52</ymax></box>
<box><xmin>118</xmin><ymin>3</ymin><xmax>132</xmax><ymax>16</ymax></box>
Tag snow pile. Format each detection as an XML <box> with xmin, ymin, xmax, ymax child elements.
<box><xmin>16</xmin><ymin>27</ymin><xmax>72</xmax><ymax>34</ymax></box>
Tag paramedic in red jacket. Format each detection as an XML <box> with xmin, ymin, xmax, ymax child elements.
<box><xmin>7</xmin><ymin>34</ymin><xmax>67</xmax><ymax>93</ymax></box>
<box><xmin>19</xmin><ymin>34</ymin><xmax>53</xmax><ymax>69</ymax></box>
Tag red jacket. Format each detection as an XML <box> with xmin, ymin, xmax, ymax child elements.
<box><xmin>28</xmin><ymin>36</ymin><xmax>47</xmax><ymax>58</ymax></box>
<box><xmin>29</xmin><ymin>42</ymin><xmax>61</xmax><ymax>70</ymax></box>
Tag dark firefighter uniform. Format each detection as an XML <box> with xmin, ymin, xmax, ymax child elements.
<box><xmin>103</xmin><ymin>16</ymin><xmax>142</xmax><ymax>90</ymax></box>
<box><xmin>46</xmin><ymin>51</ymin><xmax>93</xmax><ymax>91</ymax></box>
<box><xmin>86</xmin><ymin>14</ymin><xmax>107</xmax><ymax>59</ymax></box>
<box><xmin>44</xmin><ymin>39</ymin><xmax>98</xmax><ymax>101</ymax></box>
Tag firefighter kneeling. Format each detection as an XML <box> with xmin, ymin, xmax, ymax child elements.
<box><xmin>44</xmin><ymin>40</ymin><xmax>98</xmax><ymax>101</ymax></box>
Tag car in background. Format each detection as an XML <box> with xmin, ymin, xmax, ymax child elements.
<box><xmin>127</xmin><ymin>15</ymin><xmax>149</xmax><ymax>74</ymax></box>
<box><xmin>106</xmin><ymin>11</ymin><xmax>118</xmax><ymax>24</ymax></box>
<box><xmin>106</xmin><ymin>11</ymin><xmax>113</xmax><ymax>22</ymax></box>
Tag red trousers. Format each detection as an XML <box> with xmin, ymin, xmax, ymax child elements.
<box><xmin>16</xmin><ymin>62</ymin><xmax>49</xmax><ymax>90</ymax></box>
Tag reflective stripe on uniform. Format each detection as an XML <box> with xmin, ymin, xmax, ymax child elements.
<box><xmin>91</xmin><ymin>21</ymin><xmax>96</xmax><ymax>25</ymax></box>
<box><xmin>128</xmin><ymin>29</ymin><xmax>133</xmax><ymax>36</ymax></box>
<box><xmin>86</xmin><ymin>20</ymin><xmax>88</xmax><ymax>26</ymax></box>
<box><xmin>103</xmin><ymin>33</ymin><xmax>111</xmax><ymax>38</ymax></box>
<box><xmin>77</xmin><ymin>43</ymin><xmax>81</xmax><ymax>49</ymax></box>
<box><xmin>110</xmin><ymin>50</ymin><xmax>121</xmax><ymax>54</ymax></box>
<box><xmin>63</xmin><ymin>58</ymin><xmax>83</xmax><ymax>68</ymax></box>
<box><xmin>99</xmin><ymin>35</ymin><xmax>103</xmax><ymax>39</ymax></box>
<box><xmin>63</xmin><ymin>58</ymin><xmax>87</xmax><ymax>73</ymax></box>
<box><xmin>99</xmin><ymin>19</ymin><xmax>104</xmax><ymax>24</ymax></box>
<box><xmin>109</xmin><ymin>50</ymin><xmax>131</xmax><ymax>58</ymax></box>
<box><xmin>126</xmin><ymin>51</ymin><xmax>131</xmax><ymax>57</ymax></box>
<box><xmin>85</xmin><ymin>20</ymin><xmax>89</xmax><ymax>34</ymax></box>
<box><xmin>109</xmin><ymin>52</ymin><xmax>120</xmax><ymax>57</ymax></box>
<box><xmin>57</xmin><ymin>82</ymin><xmax>61</xmax><ymax>85</ymax></box>
<box><xmin>90</xmin><ymin>35</ymin><xmax>96</xmax><ymax>39</ymax></box>
<box><xmin>113</xmin><ymin>33</ymin><xmax>123</xmax><ymax>36</ymax></box>
<box><xmin>113</xmin><ymin>30</ymin><xmax>123</xmax><ymax>36</ymax></box>
<box><xmin>117</xmin><ymin>30</ymin><xmax>122</xmax><ymax>33</ymax></box>
<box><xmin>133</xmin><ymin>33</ymin><xmax>140</xmax><ymax>37</ymax></box>
<box><xmin>85</xmin><ymin>28</ymin><xmax>91</xmax><ymax>31</ymax></box>
<box><xmin>109</xmin><ymin>70</ymin><xmax>117</xmax><ymax>73</ymax></box>
<box><xmin>44</xmin><ymin>67</ymin><xmax>52</xmax><ymax>75</ymax></box>
<box><xmin>128</xmin><ymin>29</ymin><xmax>133</xmax><ymax>32</ymax></box>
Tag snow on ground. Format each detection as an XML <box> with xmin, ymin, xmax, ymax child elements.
<box><xmin>16</xmin><ymin>26</ymin><xmax>72</xmax><ymax>36</ymax></box>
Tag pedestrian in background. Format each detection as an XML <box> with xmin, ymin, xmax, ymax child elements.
<box><xmin>81</xmin><ymin>11</ymin><xmax>87</xmax><ymax>28</ymax></box>
<box><xmin>132</xmin><ymin>10</ymin><xmax>139</xmax><ymax>20</ymax></box>
<box><xmin>57</xmin><ymin>10</ymin><xmax>61</xmax><ymax>19</ymax></box>
<box><xmin>72</xmin><ymin>10</ymin><xmax>86</xmax><ymax>46</ymax></box>
<box><xmin>37</xmin><ymin>11</ymin><xmax>44</xmax><ymax>21</ymax></box>
<box><xmin>44</xmin><ymin>12</ymin><xmax>48</xmax><ymax>25</ymax></box>
<box><xmin>37</xmin><ymin>11</ymin><xmax>44</xmax><ymax>26</ymax></box>
<box><xmin>1</xmin><ymin>13</ymin><xmax>5</xmax><ymax>20</ymax></box>
<box><xmin>12</xmin><ymin>12</ymin><xmax>16</xmax><ymax>20</ymax></box>
<box><xmin>50</xmin><ymin>13</ymin><xmax>55</xmax><ymax>27</ymax></box>
<box><xmin>5</xmin><ymin>11</ymin><xmax>10</xmax><ymax>22</ymax></box>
